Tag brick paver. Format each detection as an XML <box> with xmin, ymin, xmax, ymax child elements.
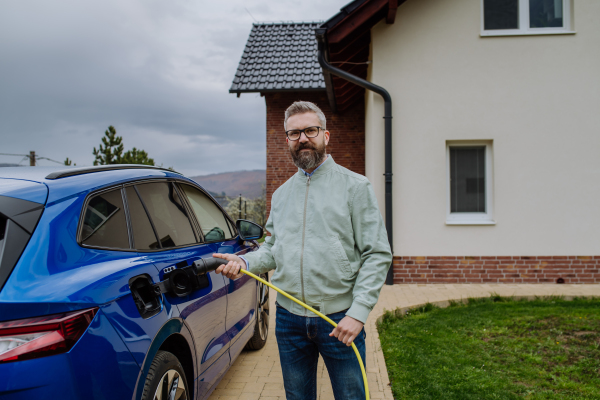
<box><xmin>209</xmin><ymin>284</ymin><xmax>599</xmax><ymax>400</ymax></box>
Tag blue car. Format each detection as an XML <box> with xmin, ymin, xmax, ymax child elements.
<box><xmin>0</xmin><ymin>165</ymin><xmax>269</xmax><ymax>400</ymax></box>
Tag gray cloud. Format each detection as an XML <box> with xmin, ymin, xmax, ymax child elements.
<box><xmin>0</xmin><ymin>0</ymin><xmax>343</xmax><ymax>176</ymax></box>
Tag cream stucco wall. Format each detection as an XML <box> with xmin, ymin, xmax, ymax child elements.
<box><xmin>365</xmin><ymin>0</ymin><xmax>600</xmax><ymax>256</ymax></box>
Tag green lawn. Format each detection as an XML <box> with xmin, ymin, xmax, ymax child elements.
<box><xmin>377</xmin><ymin>296</ymin><xmax>600</xmax><ymax>400</ymax></box>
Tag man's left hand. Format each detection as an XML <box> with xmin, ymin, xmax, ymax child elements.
<box><xmin>329</xmin><ymin>316</ymin><xmax>364</xmax><ymax>346</ymax></box>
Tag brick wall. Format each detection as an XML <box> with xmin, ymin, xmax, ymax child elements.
<box><xmin>264</xmin><ymin>91</ymin><xmax>365</xmax><ymax>213</ymax></box>
<box><xmin>393</xmin><ymin>256</ymin><xmax>600</xmax><ymax>284</ymax></box>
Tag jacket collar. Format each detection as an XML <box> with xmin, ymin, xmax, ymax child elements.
<box><xmin>296</xmin><ymin>155</ymin><xmax>335</xmax><ymax>181</ymax></box>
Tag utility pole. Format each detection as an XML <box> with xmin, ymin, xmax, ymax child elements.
<box><xmin>244</xmin><ymin>201</ymin><xmax>247</xmax><ymax>219</ymax></box>
<box><xmin>29</xmin><ymin>151</ymin><xmax>35</xmax><ymax>166</ymax></box>
<box><xmin>238</xmin><ymin>194</ymin><xmax>242</xmax><ymax>220</ymax></box>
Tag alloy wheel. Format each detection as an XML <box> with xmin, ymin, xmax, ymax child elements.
<box><xmin>153</xmin><ymin>369</ymin><xmax>187</xmax><ymax>400</ymax></box>
<box><xmin>257</xmin><ymin>274</ymin><xmax>270</xmax><ymax>341</ymax></box>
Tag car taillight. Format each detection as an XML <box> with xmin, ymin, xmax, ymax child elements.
<box><xmin>0</xmin><ymin>308</ymin><xmax>98</xmax><ymax>363</ymax></box>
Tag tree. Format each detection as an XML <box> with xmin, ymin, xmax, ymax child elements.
<box><xmin>121</xmin><ymin>147</ymin><xmax>155</xmax><ymax>165</ymax></box>
<box><xmin>92</xmin><ymin>125</ymin><xmax>155</xmax><ymax>166</ymax></box>
<box><xmin>64</xmin><ymin>157</ymin><xmax>75</xmax><ymax>166</ymax></box>
<box><xmin>93</xmin><ymin>126</ymin><xmax>123</xmax><ymax>165</ymax></box>
<box><xmin>223</xmin><ymin>185</ymin><xmax>267</xmax><ymax>228</ymax></box>
<box><xmin>251</xmin><ymin>185</ymin><xmax>267</xmax><ymax>227</ymax></box>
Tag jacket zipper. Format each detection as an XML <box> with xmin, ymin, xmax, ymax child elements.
<box><xmin>299</xmin><ymin>175</ymin><xmax>311</xmax><ymax>308</ymax></box>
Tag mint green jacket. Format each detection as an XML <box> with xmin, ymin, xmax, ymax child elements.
<box><xmin>243</xmin><ymin>156</ymin><xmax>392</xmax><ymax>324</ymax></box>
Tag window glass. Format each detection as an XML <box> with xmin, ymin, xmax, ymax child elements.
<box><xmin>450</xmin><ymin>147</ymin><xmax>486</xmax><ymax>213</ymax></box>
<box><xmin>135</xmin><ymin>182</ymin><xmax>197</xmax><ymax>248</ymax></box>
<box><xmin>484</xmin><ymin>0</ymin><xmax>519</xmax><ymax>30</ymax></box>
<box><xmin>125</xmin><ymin>186</ymin><xmax>160</xmax><ymax>250</ymax></box>
<box><xmin>529</xmin><ymin>0</ymin><xmax>563</xmax><ymax>28</ymax></box>
<box><xmin>180</xmin><ymin>185</ymin><xmax>233</xmax><ymax>242</ymax></box>
<box><xmin>81</xmin><ymin>189</ymin><xmax>130</xmax><ymax>249</ymax></box>
<box><xmin>0</xmin><ymin>215</ymin><xmax>6</xmax><ymax>246</ymax></box>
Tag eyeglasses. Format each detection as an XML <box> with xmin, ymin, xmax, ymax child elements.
<box><xmin>285</xmin><ymin>126</ymin><xmax>323</xmax><ymax>141</ymax></box>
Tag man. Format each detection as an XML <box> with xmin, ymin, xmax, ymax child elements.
<box><xmin>214</xmin><ymin>101</ymin><xmax>392</xmax><ymax>400</ymax></box>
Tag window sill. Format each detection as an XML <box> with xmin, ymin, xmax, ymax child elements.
<box><xmin>446</xmin><ymin>220</ymin><xmax>496</xmax><ymax>226</ymax></box>
<box><xmin>480</xmin><ymin>30</ymin><xmax>576</xmax><ymax>37</ymax></box>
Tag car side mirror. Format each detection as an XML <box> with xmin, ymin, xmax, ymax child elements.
<box><xmin>236</xmin><ymin>219</ymin><xmax>263</xmax><ymax>241</ymax></box>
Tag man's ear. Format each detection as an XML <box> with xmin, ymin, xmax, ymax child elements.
<box><xmin>324</xmin><ymin>130</ymin><xmax>330</xmax><ymax>146</ymax></box>
<box><xmin>286</xmin><ymin>137</ymin><xmax>289</xmax><ymax>143</ymax></box>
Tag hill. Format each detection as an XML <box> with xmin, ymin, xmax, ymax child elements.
<box><xmin>189</xmin><ymin>169</ymin><xmax>265</xmax><ymax>199</ymax></box>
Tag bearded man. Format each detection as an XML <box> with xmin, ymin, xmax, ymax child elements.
<box><xmin>214</xmin><ymin>101</ymin><xmax>392</xmax><ymax>400</ymax></box>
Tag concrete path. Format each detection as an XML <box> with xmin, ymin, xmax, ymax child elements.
<box><xmin>209</xmin><ymin>284</ymin><xmax>599</xmax><ymax>400</ymax></box>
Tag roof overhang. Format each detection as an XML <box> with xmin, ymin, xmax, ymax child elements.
<box><xmin>319</xmin><ymin>0</ymin><xmax>404</xmax><ymax>112</ymax></box>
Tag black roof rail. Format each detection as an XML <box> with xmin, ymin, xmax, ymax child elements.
<box><xmin>45</xmin><ymin>164</ymin><xmax>182</xmax><ymax>180</ymax></box>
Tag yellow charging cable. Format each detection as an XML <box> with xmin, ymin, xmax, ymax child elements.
<box><xmin>239</xmin><ymin>268</ymin><xmax>370</xmax><ymax>400</ymax></box>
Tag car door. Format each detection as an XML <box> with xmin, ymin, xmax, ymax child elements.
<box><xmin>123</xmin><ymin>181</ymin><xmax>231</xmax><ymax>399</ymax></box>
<box><xmin>178</xmin><ymin>184</ymin><xmax>259</xmax><ymax>363</ymax></box>
<box><xmin>75</xmin><ymin>186</ymin><xmax>173</xmax><ymax>370</ymax></box>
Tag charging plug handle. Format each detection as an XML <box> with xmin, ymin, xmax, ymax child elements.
<box><xmin>193</xmin><ymin>257</ymin><xmax>228</xmax><ymax>275</ymax></box>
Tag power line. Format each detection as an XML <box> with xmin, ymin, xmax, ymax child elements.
<box><xmin>0</xmin><ymin>152</ymin><xmax>64</xmax><ymax>165</ymax></box>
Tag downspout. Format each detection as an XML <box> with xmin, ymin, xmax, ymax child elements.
<box><xmin>315</xmin><ymin>28</ymin><xmax>394</xmax><ymax>285</ymax></box>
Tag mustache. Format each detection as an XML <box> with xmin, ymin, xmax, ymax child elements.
<box><xmin>296</xmin><ymin>143</ymin><xmax>316</xmax><ymax>151</ymax></box>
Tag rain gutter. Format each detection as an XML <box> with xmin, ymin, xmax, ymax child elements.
<box><xmin>315</xmin><ymin>28</ymin><xmax>394</xmax><ymax>285</ymax></box>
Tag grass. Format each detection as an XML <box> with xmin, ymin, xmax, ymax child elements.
<box><xmin>377</xmin><ymin>296</ymin><xmax>600</xmax><ymax>399</ymax></box>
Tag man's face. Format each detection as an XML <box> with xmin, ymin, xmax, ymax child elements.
<box><xmin>286</xmin><ymin>112</ymin><xmax>330</xmax><ymax>171</ymax></box>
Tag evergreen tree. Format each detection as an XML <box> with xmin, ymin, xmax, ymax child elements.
<box><xmin>93</xmin><ymin>126</ymin><xmax>123</xmax><ymax>165</ymax></box>
<box><xmin>64</xmin><ymin>157</ymin><xmax>75</xmax><ymax>166</ymax></box>
<box><xmin>121</xmin><ymin>147</ymin><xmax>155</xmax><ymax>165</ymax></box>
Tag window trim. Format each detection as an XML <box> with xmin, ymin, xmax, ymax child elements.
<box><xmin>77</xmin><ymin>177</ymin><xmax>239</xmax><ymax>252</ymax></box>
<box><xmin>480</xmin><ymin>0</ymin><xmax>574</xmax><ymax>37</ymax></box>
<box><xmin>446</xmin><ymin>140</ymin><xmax>495</xmax><ymax>225</ymax></box>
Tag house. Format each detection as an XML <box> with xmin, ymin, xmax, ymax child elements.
<box><xmin>230</xmin><ymin>0</ymin><xmax>600</xmax><ymax>284</ymax></box>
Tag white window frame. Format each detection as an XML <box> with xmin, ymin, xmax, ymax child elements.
<box><xmin>481</xmin><ymin>0</ymin><xmax>574</xmax><ymax>37</ymax></box>
<box><xmin>446</xmin><ymin>140</ymin><xmax>495</xmax><ymax>225</ymax></box>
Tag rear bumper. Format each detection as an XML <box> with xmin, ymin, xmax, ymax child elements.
<box><xmin>0</xmin><ymin>310</ymin><xmax>139</xmax><ymax>399</ymax></box>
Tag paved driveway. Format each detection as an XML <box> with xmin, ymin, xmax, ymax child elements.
<box><xmin>209</xmin><ymin>283</ymin><xmax>600</xmax><ymax>400</ymax></box>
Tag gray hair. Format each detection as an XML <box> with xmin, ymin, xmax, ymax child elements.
<box><xmin>284</xmin><ymin>101</ymin><xmax>326</xmax><ymax>130</ymax></box>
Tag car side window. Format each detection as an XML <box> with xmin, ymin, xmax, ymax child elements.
<box><xmin>81</xmin><ymin>188</ymin><xmax>130</xmax><ymax>249</ymax></box>
<box><xmin>180</xmin><ymin>184</ymin><xmax>234</xmax><ymax>242</ymax></box>
<box><xmin>135</xmin><ymin>182</ymin><xmax>197</xmax><ymax>248</ymax></box>
<box><xmin>125</xmin><ymin>186</ymin><xmax>160</xmax><ymax>250</ymax></box>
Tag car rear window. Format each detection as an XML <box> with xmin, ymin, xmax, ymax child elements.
<box><xmin>81</xmin><ymin>189</ymin><xmax>130</xmax><ymax>249</ymax></box>
<box><xmin>134</xmin><ymin>182</ymin><xmax>197</xmax><ymax>248</ymax></box>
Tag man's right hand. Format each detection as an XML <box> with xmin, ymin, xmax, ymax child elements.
<box><xmin>213</xmin><ymin>253</ymin><xmax>246</xmax><ymax>280</ymax></box>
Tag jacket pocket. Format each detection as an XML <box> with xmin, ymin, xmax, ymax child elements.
<box><xmin>329</xmin><ymin>235</ymin><xmax>352</xmax><ymax>279</ymax></box>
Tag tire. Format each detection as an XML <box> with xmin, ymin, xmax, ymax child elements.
<box><xmin>244</xmin><ymin>273</ymin><xmax>269</xmax><ymax>350</ymax></box>
<box><xmin>142</xmin><ymin>350</ymin><xmax>189</xmax><ymax>400</ymax></box>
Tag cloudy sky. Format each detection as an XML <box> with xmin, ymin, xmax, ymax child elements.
<box><xmin>0</xmin><ymin>0</ymin><xmax>345</xmax><ymax>176</ymax></box>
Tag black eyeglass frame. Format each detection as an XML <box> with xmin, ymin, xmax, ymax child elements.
<box><xmin>285</xmin><ymin>126</ymin><xmax>324</xmax><ymax>141</ymax></box>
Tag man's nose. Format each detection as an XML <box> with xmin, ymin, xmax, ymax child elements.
<box><xmin>298</xmin><ymin>131</ymin><xmax>310</xmax><ymax>143</ymax></box>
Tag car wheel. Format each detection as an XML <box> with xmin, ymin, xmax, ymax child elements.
<box><xmin>244</xmin><ymin>273</ymin><xmax>269</xmax><ymax>350</ymax></box>
<box><xmin>142</xmin><ymin>350</ymin><xmax>189</xmax><ymax>400</ymax></box>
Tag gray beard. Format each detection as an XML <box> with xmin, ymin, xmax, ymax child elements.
<box><xmin>290</xmin><ymin>145</ymin><xmax>327</xmax><ymax>171</ymax></box>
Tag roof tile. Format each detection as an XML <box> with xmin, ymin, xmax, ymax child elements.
<box><xmin>229</xmin><ymin>22</ymin><xmax>325</xmax><ymax>93</ymax></box>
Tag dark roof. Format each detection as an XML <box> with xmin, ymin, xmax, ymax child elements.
<box><xmin>230</xmin><ymin>22</ymin><xmax>326</xmax><ymax>94</ymax></box>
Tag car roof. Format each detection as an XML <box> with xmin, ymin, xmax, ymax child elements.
<box><xmin>0</xmin><ymin>166</ymin><xmax>198</xmax><ymax>205</ymax></box>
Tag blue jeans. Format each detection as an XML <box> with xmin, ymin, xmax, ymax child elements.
<box><xmin>275</xmin><ymin>303</ymin><xmax>366</xmax><ymax>400</ymax></box>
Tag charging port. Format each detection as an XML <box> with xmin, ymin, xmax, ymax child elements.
<box><xmin>129</xmin><ymin>274</ymin><xmax>162</xmax><ymax>319</ymax></box>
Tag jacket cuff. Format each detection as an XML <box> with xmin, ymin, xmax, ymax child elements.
<box><xmin>345</xmin><ymin>301</ymin><xmax>372</xmax><ymax>324</ymax></box>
